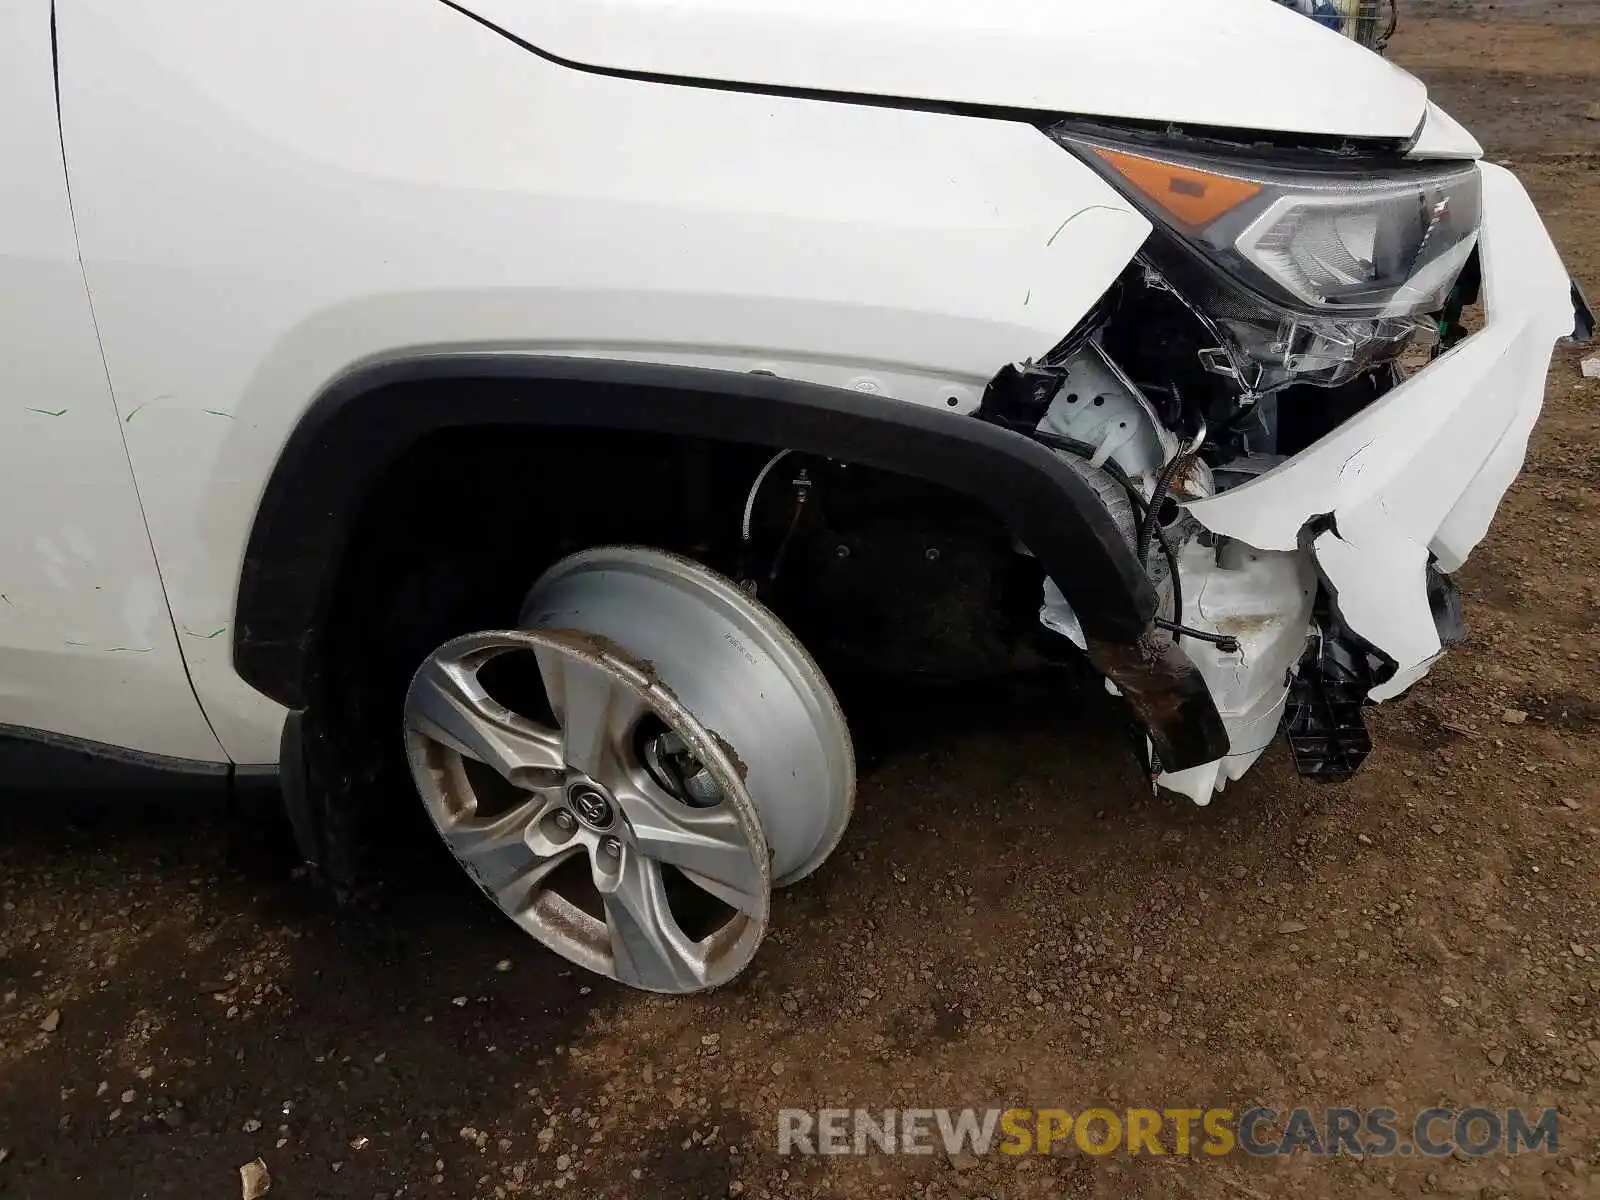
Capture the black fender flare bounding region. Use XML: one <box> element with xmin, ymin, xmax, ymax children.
<box><xmin>233</xmin><ymin>355</ymin><xmax>1227</xmax><ymax>769</ymax></box>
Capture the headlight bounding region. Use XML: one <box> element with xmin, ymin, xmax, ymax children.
<box><xmin>1048</xmin><ymin>125</ymin><xmax>1483</xmax><ymax>391</ymax></box>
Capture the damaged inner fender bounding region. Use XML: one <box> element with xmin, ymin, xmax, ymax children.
<box><xmin>973</xmin><ymin>163</ymin><xmax>1575</xmax><ymax>802</ymax></box>
<box><xmin>980</xmin><ymin>323</ymin><xmax>1347</xmax><ymax>803</ymax></box>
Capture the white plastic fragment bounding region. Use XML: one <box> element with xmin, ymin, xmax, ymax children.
<box><xmin>240</xmin><ymin>1158</ymin><xmax>271</xmax><ymax>1200</ymax></box>
<box><xmin>1581</xmin><ymin>356</ymin><xmax>1600</xmax><ymax>379</ymax></box>
<box><xmin>1038</xmin><ymin>578</ymin><xmax>1086</xmax><ymax>650</ymax></box>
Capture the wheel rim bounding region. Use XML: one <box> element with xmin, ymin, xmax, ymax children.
<box><xmin>521</xmin><ymin>547</ymin><xmax>855</xmax><ymax>886</ymax></box>
<box><xmin>403</xmin><ymin>628</ymin><xmax>769</xmax><ymax>993</ymax></box>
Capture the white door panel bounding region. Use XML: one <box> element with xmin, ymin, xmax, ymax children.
<box><xmin>0</xmin><ymin>0</ymin><xmax>223</xmax><ymax>761</ymax></box>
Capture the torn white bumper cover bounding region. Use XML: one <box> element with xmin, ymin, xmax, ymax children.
<box><xmin>1161</xmin><ymin>163</ymin><xmax>1577</xmax><ymax>803</ymax></box>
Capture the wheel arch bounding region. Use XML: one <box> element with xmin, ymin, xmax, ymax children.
<box><xmin>234</xmin><ymin>354</ymin><xmax>1226</xmax><ymax>767</ymax></box>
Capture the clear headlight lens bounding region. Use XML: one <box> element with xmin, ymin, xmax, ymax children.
<box><xmin>1232</xmin><ymin>176</ymin><xmax>1481</xmax><ymax>316</ymax></box>
<box><xmin>1047</xmin><ymin>128</ymin><xmax>1483</xmax><ymax>389</ymax></box>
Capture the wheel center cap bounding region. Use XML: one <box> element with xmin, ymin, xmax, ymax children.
<box><xmin>568</xmin><ymin>784</ymin><xmax>616</xmax><ymax>831</ymax></box>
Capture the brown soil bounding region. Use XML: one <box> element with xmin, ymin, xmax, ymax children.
<box><xmin>3</xmin><ymin>10</ymin><xmax>1598</xmax><ymax>1199</ymax></box>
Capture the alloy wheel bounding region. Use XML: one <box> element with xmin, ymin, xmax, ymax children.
<box><xmin>404</xmin><ymin>627</ymin><xmax>769</xmax><ymax>993</ymax></box>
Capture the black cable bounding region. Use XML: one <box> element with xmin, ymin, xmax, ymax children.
<box><xmin>766</xmin><ymin>492</ymin><xmax>808</xmax><ymax>584</ymax></box>
<box><xmin>1155</xmin><ymin>617</ymin><xmax>1237</xmax><ymax>653</ymax></box>
<box><xmin>1136</xmin><ymin>450</ymin><xmax>1185</xmax><ymax>566</ymax></box>
<box><xmin>1151</xmin><ymin>517</ymin><xmax>1183</xmax><ymax>645</ymax></box>
<box><xmin>1136</xmin><ymin>395</ymin><xmax>1201</xmax><ymax>569</ymax></box>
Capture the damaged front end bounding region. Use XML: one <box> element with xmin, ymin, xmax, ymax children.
<box><xmin>981</xmin><ymin>124</ymin><xmax>1584</xmax><ymax>802</ymax></box>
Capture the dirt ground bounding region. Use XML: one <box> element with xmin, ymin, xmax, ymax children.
<box><xmin>3</xmin><ymin>10</ymin><xmax>1598</xmax><ymax>1200</ymax></box>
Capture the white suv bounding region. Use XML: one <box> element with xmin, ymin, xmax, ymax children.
<box><xmin>3</xmin><ymin>0</ymin><xmax>1589</xmax><ymax>992</ymax></box>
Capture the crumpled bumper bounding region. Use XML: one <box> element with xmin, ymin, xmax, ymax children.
<box><xmin>1160</xmin><ymin>162</ymin><xmax>1578</xmax><ymax>803</ymax></box>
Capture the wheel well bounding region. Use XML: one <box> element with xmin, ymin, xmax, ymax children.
<box><xmin>239</xmin><ymin>357</ymin><xmax>1231</xmax><ymax>799</ymax></box>
<box><xmin>296</xmin><ymin>417</ymin><xmax>1035</xmax><ymax>888</ymax></box>
<box><xmin>315</xmin><ymin>421</ymin><xmax>1022</xmax><ymax>730</ymax></box>
<box><xmin>234</xmin><ymin>356</ymin><xmax>1162</xmax><ymax>712</ymax></box>
<box><xmin>321</xmin><ymin>424</ymin><xmax>774</xmax><ymax>711</ymax></box>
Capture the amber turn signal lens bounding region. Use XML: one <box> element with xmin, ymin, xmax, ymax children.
<box><xmin>1092</xmin><ymin>147</ymin><xmax>1262</xmax><ymax>228</ymax></box>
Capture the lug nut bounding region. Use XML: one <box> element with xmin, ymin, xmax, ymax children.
<box><xmin>600</xmin><ymin>837</ymin><xmax>623</xmax><ymax>859</ymax></box>
<box><xmin>553</xmin><ymin>810</ymin><xmax>577</xmax><ymax>832</ymax></box>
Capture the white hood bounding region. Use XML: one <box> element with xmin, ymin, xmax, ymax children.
<box><xmin>452</xmin><ymin>0</ymin><xmax>1428</xmax><ymax>140</ymax></box>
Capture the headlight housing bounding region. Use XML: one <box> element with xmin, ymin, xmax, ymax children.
<box><xmin>1048</xmin><ymin>126</ymin><xmax>1483</xmax><ymax>391</ymax></box>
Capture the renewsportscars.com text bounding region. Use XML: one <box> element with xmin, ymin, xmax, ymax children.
<box><xmin>777</xmin><ymin>1106</ymin><xmax>1560</xmax><ymax>1158</ymax></box>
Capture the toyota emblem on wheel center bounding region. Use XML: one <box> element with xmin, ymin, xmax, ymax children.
<box><xmin>569</xmin><ymin>785</ymin><xmax>615</xmax><ymax>830</ymax></box>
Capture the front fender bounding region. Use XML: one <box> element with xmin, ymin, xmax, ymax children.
<box><xmin>61</xmin><ymin>0</ymin><xmax>1150</xmax><ymax>760</ymax></box>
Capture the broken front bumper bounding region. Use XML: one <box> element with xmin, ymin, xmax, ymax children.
<box><xmin>1160</xmin><ymin>163</ymin><xmax>1579</xmax><ymax>803</ymax></box>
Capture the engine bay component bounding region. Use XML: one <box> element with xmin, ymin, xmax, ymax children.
<box><xmin>1152</xmin><ymin>539</ymin><xmax>1318</xmax><ymax>802</ymax></box>
<box><xmin>1034</xmin><ymin>343</ymin><xmax>1176</xmax><ymax>488</ymax></box>
<box><xmin>987</xmin><ymin>337</ymin><xmax>1317</xmax><ymax>797</ymax></box>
